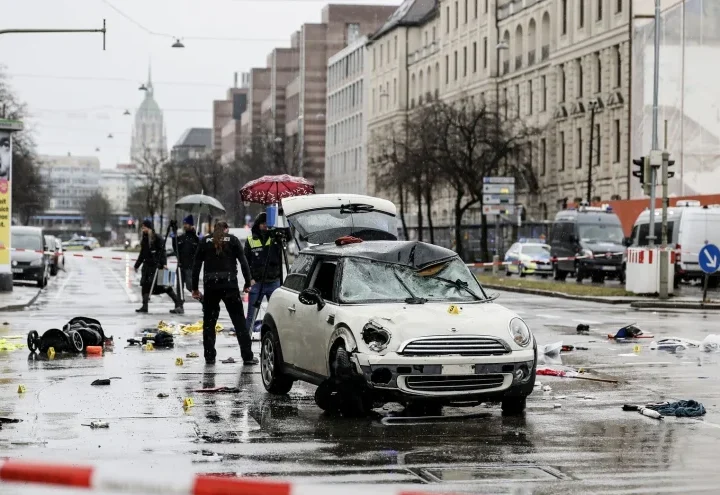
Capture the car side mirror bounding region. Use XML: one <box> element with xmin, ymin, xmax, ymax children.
<box><xmin>298</xmin><ymin>288</ymin><xmax>325</xmax><ymax>310</ymax></box>
<box><xmin>623</xmin><ymin>237</ymin><xmax>632</xmax><ymax>247</ymax></box>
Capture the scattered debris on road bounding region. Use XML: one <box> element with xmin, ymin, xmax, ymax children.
<box><xmin>157</xmin><ymin>393</ymin><xmax>169</xmax><ymax>398</ymax></box>
<box><xmin>91</xmin><ymin>379</ymin><xmax>111</xmax><ymax>386</ymax></box>
<box><xmin>194</xmin><ymin>387</ymin><xmax>241</xmax><ymax>394</ymax></box>
<box><xmin>83</xmin><ymin>421</ymin><xmax>109</xmax><ymax>428</ymax></box>
<box><xmin>609</xmin><ymin>323</ymin><xmax>654</xmax><ymax>340</ymax></box>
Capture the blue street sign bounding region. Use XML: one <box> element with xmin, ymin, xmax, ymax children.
<box><xmin>699</xmin><ymin>243</ymin><xmax>720</xmax><ymax>274</ymax></box>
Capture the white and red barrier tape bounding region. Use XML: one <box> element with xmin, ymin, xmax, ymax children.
<box><xmin>467</xmin><ymin>249</ymin><xmax>681</xmax><ymax>268</ymax></box>
<box><xmin>0</xmin><ymin>459</ymin><xmax>465</xmax><ymax>495</ymax></box>
<box><xmin>3</xmin><ymin>248</ymin><xmax>176</xmax><ymax>264</ymax></box>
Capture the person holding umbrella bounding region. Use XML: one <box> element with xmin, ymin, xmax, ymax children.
<box><xmin>172</xmin><ymin>214</ymin><xmax>200</xmax><ymax>308</ymax></box>
<box><xmin>191</xmin><ymin>221</ymin><xmax>257</xmax><ymax>365</ymax></box>
<box><xmin>134</xmin><ymin>219</ymin><xmax>183</xmax><ymax>314</ymax></box>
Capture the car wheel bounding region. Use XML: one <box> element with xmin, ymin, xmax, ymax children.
<box><xmin>501</xmin><ymin>396</ymin><xmax>527</xmax><ymax>416</ymax></box>
<box><xmin>27</xmin><ymin>330</ymin><xmax>39</xmax><ymax>353</ymax></box>
<box><xmin>333</xmin><ymin>345</ymin><xmax>373</xmax><ymax>417</ymax></box>
<box><xmin>67</xmin><ymin>330</ymin><xmax>84</xmax><ymax>353</ymax></box>
<box><xmin>50</xmin><ymin>265</ymin><xmax>58</xmax><ymax>276</ymax></box>
<box><xmin>260</xmin><ymin>330</ymin><xmax>294</xmax><ymax>395</ymax></box>
<box><xmin>314</xmin><ymin>380</ymin><xmax>341</xmax><ymax>413</ymax></box>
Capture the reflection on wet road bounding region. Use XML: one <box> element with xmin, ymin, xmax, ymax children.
<box><xmin>2</xmin><ymin>250</ymin><xmax>720</xmax><ymax>494</ymax></box>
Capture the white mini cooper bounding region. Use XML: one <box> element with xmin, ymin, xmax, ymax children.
<box><xmin>260</xmin><ymin>194</ymin><xmax>537</xmax><ymax>416</ymax></box>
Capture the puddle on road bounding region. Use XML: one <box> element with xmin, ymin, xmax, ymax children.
<box><xmin>419</xmin><ymin>465</ymin><xmax>570</xmax><ymax>482</ymax></box>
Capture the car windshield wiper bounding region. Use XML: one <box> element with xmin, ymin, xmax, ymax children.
<box><xmin>391</xmin><ymin>266</ymin><xmax>426</xmax><ymax>304</ymax></box>
<box><xmin>425</xmin><ymin>275</ymin><xmax>484</xmax><ymax>301</ymax></box>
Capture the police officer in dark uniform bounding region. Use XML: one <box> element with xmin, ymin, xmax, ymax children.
<box><xmin>192</xmin><ymin>221</ymin><xmax>257</xmax><ymax>365</ymax></box>
<box><xmin>172</xmin><ymin>214</ymin><xmax>199</xmax><ymax>310</ymax></box>
<box><xmin>134</xmin><ymin>219</ymin><xmax>183</xmax><ymax>314</ymax></box>
<box><xmin>244</xmin><ymin>212</ymin><xmax>283</xmax><ymax>334</ymax></box>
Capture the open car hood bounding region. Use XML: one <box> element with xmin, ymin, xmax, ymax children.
<box><xmin>282</xmin><ymin>194</ymin><xmax>398</xmax><ymax>245</ymax></box>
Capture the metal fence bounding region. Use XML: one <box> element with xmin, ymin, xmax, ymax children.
<box><xmin>400</xmin><ymin>221</ymin><xmax>552</xmax><ymax>262</ymax></box>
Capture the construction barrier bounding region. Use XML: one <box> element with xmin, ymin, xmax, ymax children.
<box><xmin>625</xmin><ymin>247</ymin><xmax>675</xmax><ymax>294</ymax></box>
<box><xmin>0</xmin><ymin>459</ymin><xmax>465</xmax><ymax>495</ymax></box>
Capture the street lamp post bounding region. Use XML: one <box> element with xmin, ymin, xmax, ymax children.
<box><xmin>586</xmin><ymin>99</ymin><xmax>598</xmax><ymax>204</ymax></box>
<box><xmin>297</xmin><ymin>114</ymin><xmax>304</xmax><ymax>177</ymax></box>
<box><xmin>0</xmin><ymin>19</ymin><xmax>107</xmax><ymax>48</ymax></box>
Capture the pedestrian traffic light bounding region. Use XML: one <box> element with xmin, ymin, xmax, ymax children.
<box><xmin>667</xmin><ymin>158</ymin><xmax>676</xmax><ymax>179</ymax></box>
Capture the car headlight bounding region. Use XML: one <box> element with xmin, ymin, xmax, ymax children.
<box><xmin>508</xmin><ymin>318</ymin><xmax>531</xmax><ymax>347</ymax></box>
<box><xmin>581</xmin><ymin>249</ymin><xmax>594</xmax><ymax>259</ymax></box>
<box><xmin>30</xmin><ymin>258</ymin><xmax>43</xmax><ymax>267</ymax></box>
<box><xmin>362</xmin><ymin>319</ymin><xmax>391</xmax><ymax>352</ymax></box>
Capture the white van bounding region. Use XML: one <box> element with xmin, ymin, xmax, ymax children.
<box><xmin>628</xmin><ymin>202</ymin><xmax>720</xmax><ymax>287</ymax></box>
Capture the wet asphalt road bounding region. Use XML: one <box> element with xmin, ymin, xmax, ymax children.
<box><xmin>3</xmin><ymin>249</ymin><xmax>720</xmax><ymax>494</ymax></box>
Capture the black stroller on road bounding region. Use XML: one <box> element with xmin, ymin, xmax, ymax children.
<box><xmin>27</xmin><ymin>317</ymin><xmax>112</xmax><ymax>354</ymax></box>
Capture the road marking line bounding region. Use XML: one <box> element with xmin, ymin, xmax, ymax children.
<box><xmin>54</xmin><ymin>271</ymin><xmax>75</xmax><ymax>300</ymax></box>
<box><xmin>573</xmin><ymin>319</ymin><xmax>602</xmax><ymax>324</ymax></box>
<box><xmin>104</xmin><ymin>262</ymin><xmax>137</xmax><ymax>303</ymax></box>
<box><xmin>535</xmin><ymin>314</ymin><xmax>561</xmax><ymax>319</ymax></box>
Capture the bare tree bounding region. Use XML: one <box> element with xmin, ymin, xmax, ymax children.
<box><xmin>82</xmin><ymin>192</ymin><xmax>112</xmax><ymax>234</ymax></box>
<box><xmin>371</xmin><ymin>128</ymin><xmax>411</xmax><ymax>239</ymax></box>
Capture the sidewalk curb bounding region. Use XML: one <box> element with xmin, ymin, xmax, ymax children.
<box><xmin>0</xmin><ymin>288</ymin><xmax>42</xmax><ymax>312</ymax></box>
<box><xmin>630</xmin><ymin>301</ymin><xmax>720</xmax><ymax>310</ymax></box>
<box><xmin>480</xmin><ymin>283</ymin><xmax>641</xmax><ymax>305</ymax></box>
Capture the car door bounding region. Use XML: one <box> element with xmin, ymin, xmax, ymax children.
<box><xmin>272</xmin><ymin>254</ymin><xmax>314</xmax><ymax>367</ymax></box>
<box><xmin>558</xmin><ymin>222</ymin><xmax>577</xmax><ymax>272</ymax></box>
<box><xmin>293</xmin><ymin>258</ymin><xmax>340</xmax><ymax>377</ymax></box>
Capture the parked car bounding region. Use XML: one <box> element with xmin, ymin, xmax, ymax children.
<box><xmin>504</xmin><ymin>241</ymin><xmax>552</xmax><ymax>278</ymax></box>
<box><xmin>625</xmin><ymin>201</ymin><xmax>720</xmax><ymax>288</ymax></box>
<box><xmin>55</xmin><ymin>238</ymin><xmax>65</xmax><ymax>270</ymax></box>
<box><xmin>260</xmin><ymin>194</ymin><xmax>536</xmax><ymax>417</ymax></box>
<box><xmin>549</xmin><ymin>204</ymin><xmax>626</xmax><ymax>284</ymax></box>
<box><xmin>45</xmin><ymin>235</ymin><xmax>60</xmax><ymax>276</ymax></box>
<box><xmin>11</xmin><ymin>226</ymin><xmax>50</xmax><ymax>288</ymax></box>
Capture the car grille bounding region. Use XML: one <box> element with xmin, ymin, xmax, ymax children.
<box><xmin>405</xmin><ymin>374</ymin><xmax>505</xmax><ymax>392</ymax></box>
<box><xmin>534</xmin><ymin>260</ymin><xmax>551</xmax><ymax>266</ymax></box>
<box><xmin>400</xmin><ymin>337</ymin><xmax>510</xmax><ymax>356</ymax></box>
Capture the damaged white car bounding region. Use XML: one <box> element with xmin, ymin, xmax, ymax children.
<box><xmin>260</xmin><ymin>194</ymin><xmax>537</xmax><ymax>416</ymax></box>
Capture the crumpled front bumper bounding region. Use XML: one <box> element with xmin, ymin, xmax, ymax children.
<box><xmin>351</xmin><ymin>349</ymin><xmax>536</xmax><ymax>401</ymax></box>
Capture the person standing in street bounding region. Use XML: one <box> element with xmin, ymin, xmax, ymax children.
<box><xmin>134</xmin><ymin>219</ymin><xmax>183</xmax><ymax>314</ymax></box>
<box><xmin>173</xmin><ymin>215</ymin><xmax>200</xmax><ymax>311</ymax></box>
<box><xmin>244</xmin><ymin>212</ymin><xmax>283</xmax><ymax>335</ymax></box>
<box><xmin>192</xmin><ymin>221</ymin><xmax>257</xmax><ymax>365</ymax></box>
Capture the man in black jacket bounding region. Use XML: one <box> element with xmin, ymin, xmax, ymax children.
<box><xmin>134</xmin><ymin>219</ymin><xmax>183</xmax><ymax>314</ymax></box>
<box><xmin>244</xmin><ymin>212</ymin><xmax>283</xmax><ymax>335</ymax></box>
<box><xmin>172</xmin><ymin>215</ymin><xmax>199</xmax><ymax>309</ymax></box>
<box><xmin>192</xmin><ymin>221</ymin><xmax>256</xmax><ymax>365</ymax></box>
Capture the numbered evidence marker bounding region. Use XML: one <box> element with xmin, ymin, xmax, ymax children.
<box><xmin>175</xmin><ymin>357</ymin><xmax>184</xmax><ymax>366</ymax></box>
<box><xmin>447</xmin><ymin>305</ymin><xmax>462</xmax><ymax>315</ymax></box>
<box><xmin>183</xmin><ymin>397</ymin><xmax>194</xmax><ymax>409</ymax></box>
<box><xmin>633</xmin><ymin>344</ymin><xmax>641</xmax><ymax>354</ymax></box>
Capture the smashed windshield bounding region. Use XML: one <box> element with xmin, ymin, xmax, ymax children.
<box><xmin>339</xmin><ymin>257</ymin><xmax>488</xmax><ymax>303</ymax></box>
<box><xmin>578</xmin><ymin>224</ymin><xmax>624</xmax><ymax>244</ymax></box>
<box><xmin>290</xmin><ymin>207</ymin><xmax>398</xmax><ymax>244</ymax></box>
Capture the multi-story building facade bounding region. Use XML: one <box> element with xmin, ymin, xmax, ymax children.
<box><xmin>325</xmin><ymin>35</ymin><xmax>369</xmax><ymax>194</ymax></box>
<box><xmin>367</xmin><ymin>0</ymin><xmax>632</xmax><ymax>224</ymax></box>
<box><xmin>212</xmin><ymin>73</ymin><xmax>249</xmax><ymax>164</ymax></box>
<box><xmin>171</xmin><ymin>128</ymin><xmax>212</xmax><ymax>162</ymax></box>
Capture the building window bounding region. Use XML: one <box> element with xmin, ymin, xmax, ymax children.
<box><xmin>595</xmin><ymin>52</ymin><xmax>602</xmax><ymax>92</ymax></box>
<box><xmin>615</xmin><ymin>45</ymin><xmax>622</xmax><ymax>88</ymax></box>
<box><xmin>515</xmin><ymin>84</ymin><xmax>520</xmax><ymax>116</ymax></box>
<box><xmin>373</xmin><ymin>48</ymin><xmax>376</xmax><ymax>70</ymax></box>
<box><xmin>380</xmin><ymin>45</ymin><xmax>383</xmax><ymax>66</ymax></box>
<box><xmin>541</xmin><ymin>75</ymin><xmax>547</xmax><ymax>111</ymax></box>
<box><xmin>432</xmin><ymin>26</ymin><xmax>436</xmax><ymax>41</ymax></box>
<box><xmin>595</xmin><ymin>123</ymin><xmax>601</xmax><ymax>166</ymax></box>
<box><xmin>387</xmin><ymin>41</ymin><xmax>390</xmax><ymax>63</ymax></box>
<box><xmin>394</xmin><ymin>36</ymin><xmax>398</xmax><ymax>59</ymax></box>
<box><xmin>446</xmin><ymin>6</ymin><xmax>450</xmax><ymax>32</ymax></box>
<box><xmin>445</xmin><ymin>54</ymin><xmax>450</xmax><ymax>83</ymax></box>
<box><xmin>454</xmin><ymin>50</ymin><xmax>458</xmax><ymax>80</ymax></box>
<box><xmin>559</xmin><ymin>65</ymin><xmax>566</xmax><ymax>102</ymax></box>
<box><xmin>474</xmin><ymin>0</ymin><xmax>478</xmax><ymax>18</ymax></box>
<box><xmin>424</xmin><ymin>30</ymin><xmax>428</xmax><ymax>47</ymax></box>
<box><xmin>372</xmin><ymin>88</ymin><xmax>376</xmax><ymax>113</ymax></box>
<box><xmin>562</xmin><ymin>0</ymin><xmax>568</xmax><ymax>34</ymax></box>
<box><xmin>616</xmin><ymin>0</ymin><xmax>622</xmax><ymax>13</ymax></box>
<box><xmin>503</xmin><ymin>88</ymin><xmax>508</xmax><ymax>119</ymax></box>
<box><xmin>528</xmin><ymin>80</ymin><xmax>533</xmax><ymax>115</ymax></box>
<box><xmin>540</xmin><ymin>138</ymin><xmax>547</xmax><ymax>175</ymax></box>
<box><xmin>463</xmin><ymin>46</ymin><xmax>468</xmax><ymax>76</ymax></box>
<box><xmin>597</xmin><ymin>0</ymin><xmax>603</xmax><ymax>21</ymax></box>
<box><xmin>576</xmin><ymin>127</ymin><xmax>583</xmax><ymax>168</ymax></box>
<box><xmin>455</xmin><ymin>1</ymin><xmax>459</xmax><ymax>28</ymax></box>
<box><xmin>577</xmin><ymin>59</ymin><xmax>584</xmax><ymax>97</ymax></box>
<box><xmin>614</xmin><ymin>119</ymin><xmax>621</xmax><ymax>162</ymax></box>
<box><xmin>560</xmin><ymin>131</ymin><xmax>566</xmax><ymax>170</ymax></box>
<box><xmin>464</xmin><ymin>0</ymin><xmax>468</xmax><ymax>23</ymax></box>
<box><xmin>485</xmin><ymin>0</ymin><xmax>488</xmax><ymax>13</ymax></box>
<box><xmin>579</xmin><ymin>0</ymin><xmax>585</xmax><ymax>28</ymax></box>
<box><xmin>346</xmin><ymin>23</ymin><xmax>360</xmax><ymax>44</ymax></box>
<box><xmin>483</xmin><ymin>37</ymin><xmax>488</xmax><ymax>68</ymax></box>
<box><xmin>473</xmin><ymin>42</ymin><xmax>477</xmax><ymax>72</ymax></box>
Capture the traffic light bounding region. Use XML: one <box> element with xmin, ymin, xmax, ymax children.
<box><xmin>667</xmin><ymin>158</ymin><xmax>676</xmax><ymax>179</ymax></box>
<box><xmin>632</xmin><ymin>156</ymin><xmax>646</xmax><ymax>185</ymax></box>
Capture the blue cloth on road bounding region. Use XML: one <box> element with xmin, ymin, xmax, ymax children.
<box><xmin>245</xmin><ymin>280</ymin><xmax>281</xmax><ymax>334</ymax></box>
<box><xmin>646</xmin><ymin>400</ymin><xmax>706</xmax><ymax>417</ymax></box>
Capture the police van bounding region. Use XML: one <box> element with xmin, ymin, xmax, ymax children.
<box><xmin>627</xmin><ymin>201</ymin><xmax>720</xmax><ymax>288</ymax></box>
<box><xmin>549</xmin><ymin>204</ymin><xmax>626</xmax><ymax>283</ymax></box>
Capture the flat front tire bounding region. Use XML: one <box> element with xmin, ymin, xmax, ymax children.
<box><xmin>260</xmin><ymin>330</ymin><xmax>293</xmax><ymax>395</ymax></box>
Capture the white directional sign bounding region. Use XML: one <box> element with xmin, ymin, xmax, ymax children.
<box><xmin>482</xmin><ymin>176</ymin><xmax>515</xmax><ymax>216</ymax></box>
<box><xmin>699</xmin><ymin>244</ymin><xmax>720</xmax><ymax>274</ymax></box>
<box><xmin>482</xmin><ymin>177</ymin><xmax>515</xmax><ymax>184</ymax></box>
<box><xmin>482</xmin><ymin>184</ymin><xmax>516</xmax><ymax>194</ymax></box>
<box><xmin>483</xmin><ymin>205</ymin><xmax>515</xmax><ymax>215</ymax></box>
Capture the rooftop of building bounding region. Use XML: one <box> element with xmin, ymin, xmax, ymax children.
<box><xmin>370</xmin><ymin>0</ymin><xmax>438</xmax><ymax>41</ymax></box>
<box><xmin>173</xmin><ymin>128</ymin><xmax>212</xmax><ymax>149</ymax></box>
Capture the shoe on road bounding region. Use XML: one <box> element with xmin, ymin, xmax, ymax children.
<box><xmin>170</xmin><ymin>307</ymin><xmax>184</xmax><ymax>315</ymax></box>
<box><xmin>135</xmin><ymin>306</ymin><xmax>148</xmax><ymax>313</ymax></box>
<box><xmin>243</xmin><ymin>357</ymin><xmax>259</xmax><ymax>365</ymax></box>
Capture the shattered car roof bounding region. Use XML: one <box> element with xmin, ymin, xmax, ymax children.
<box><xmin>303</xmin><ymin>241</ymin><xmax>458</xmax><ymax>269</ymax></box>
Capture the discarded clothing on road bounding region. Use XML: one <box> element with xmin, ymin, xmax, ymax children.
<box><xmin>645</xmin><ymin>400</ymin><xmax>706</xmax><ymax>417</ymax></box>
<box><xmin>0</xmin><ymin>339</ymin><xmax>25</xmax><ymax>352</ymax></box>
<box><xmin>179</xmin><ymin>320</ymin><xmax>223</xmax><ymax>335</ymax></box>
<box><xmin>609</xmin><ymin>324</ymin><xmax>654</xmax><ymax>340</ymax></box>
<box><xmin>194</xmin><ymin>386</ymin><xmax>241</xmax><ymax>394</ymax></box>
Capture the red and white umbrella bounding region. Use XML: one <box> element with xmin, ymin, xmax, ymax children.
<box><xmin>240</xmin><ymin>174</ymin><xmax>315</xmax><ymax>205</ymax></box>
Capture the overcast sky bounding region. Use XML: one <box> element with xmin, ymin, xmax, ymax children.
<box><xmin>2</xmin><ymin>0</ymin><xmax>400</xmax><ymax>169</ymax></box>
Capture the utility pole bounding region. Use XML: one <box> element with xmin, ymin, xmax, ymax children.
<box><xmin>586</xmin><ymin>99</ymin><xmax>598</xmax><ymax>204</ymax></box>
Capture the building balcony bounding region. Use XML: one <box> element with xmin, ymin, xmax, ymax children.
<box><xmin>515</xmin><ymin>55</ymin><xmax>522</xmax><ymax>70</ymax></box>
<box><xmin>528</xmin><ymin>50</ymin><xmax>536</xmax><ymax>66</ymax></box>
<box><xmin>541</xmin><ymin>45</ymin><xmax>550</xmax><ymax>61</ymax></box>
